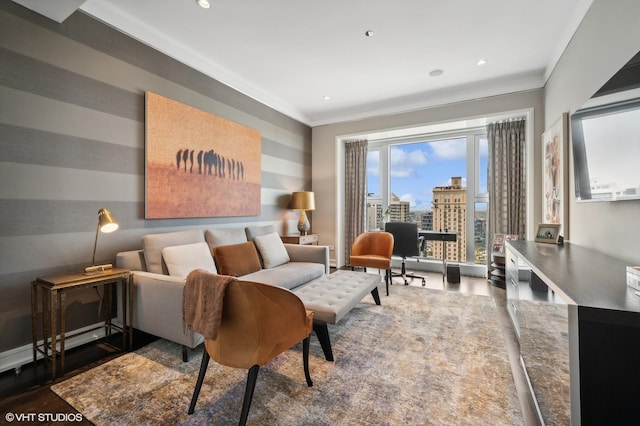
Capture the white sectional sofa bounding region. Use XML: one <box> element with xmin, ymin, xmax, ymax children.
<box><xmin>115</xmin><ymin>225</ymin><xmax>329</xmax><ymax>360</ymax></box>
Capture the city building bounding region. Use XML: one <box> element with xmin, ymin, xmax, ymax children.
<box><xmin>432</xmin><ymin>177</ymin><xmax>467</xmax><ymax>262</ymax></box>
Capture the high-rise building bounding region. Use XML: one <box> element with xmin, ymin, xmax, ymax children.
<box><xmin>389</xmin><ymin>193</ymin><xmax>410</xmax><ymax>222</ymax></box>
<box><xmin>416</xmin><ymin>210</ymin><xmax>433</xmax><ymax>231</ymax></box>
<box><xmin>366</xmin><ymin>203</ymin><xmax>383</xmax><ymax>230</ymax></box>
<box><xmin>432</xmin><ymin>177</ymin><xmax>467</xmax><ymax>262</ymax></box>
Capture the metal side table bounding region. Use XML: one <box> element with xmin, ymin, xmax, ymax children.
<box><xmin>31</xmin><ymin>268</ymin><xmax>133</xmax><ymax>380</ymax></box>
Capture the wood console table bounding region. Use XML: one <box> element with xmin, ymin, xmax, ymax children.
<box><xmin>31</xmin><ymin>268</ymin><xmax>133</xmax><ymax>380</ymax></box>
<box><xmin>280</xmin><ymin>234</ymin><xmax>318</xmax><ymax>245</ymax></box>
<box><xmin>506</xmin><ymin>241</ymin><xmax>640</xmax><ymax>425</ymax></box>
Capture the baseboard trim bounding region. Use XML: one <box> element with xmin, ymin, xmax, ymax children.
<box><xmin>0</xmin><ymin>322</ymin><xmax>107</xmax><ymax>374</ymax></box>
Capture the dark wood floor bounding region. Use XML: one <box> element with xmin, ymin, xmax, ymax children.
<box><xmin>0</xmin><ymin>269</ymin><xmax>538</xmax><ymax>425</ymax></box>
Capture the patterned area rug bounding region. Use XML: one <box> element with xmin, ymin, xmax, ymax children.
<box><xmin>52</xmin><ymin>285</ymin><xmax>523</xmax><ymax>425</ymax></box>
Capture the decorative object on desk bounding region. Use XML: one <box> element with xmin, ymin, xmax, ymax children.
<box><xmin>291</xmin><ymin>191</ymin><xmax>315</xmax><ymax>235</ymax></box>
<box><xmin>85</xmin><ymin>208</ymin><xmax>119</xmax><ymax>273</ymax></box>
<box><xmin>542</xmin><ymin>113</ymin><xmax>569</xmax><ymax>234</ymax></box>
<box><xmin>535</xmin><ymin>223</ymin><xmax>562</xmax><ymax>244</ymax></box>
<box><xmin>145</xmin><ymin>91</ymin><xmax>261</xmax><ymax>219</ymax></box>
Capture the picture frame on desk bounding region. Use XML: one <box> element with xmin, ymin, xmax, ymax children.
<box><xmin>535</xmin><ymin>223</ymin><xmax>561</xmax><ymax>244</ymax></box>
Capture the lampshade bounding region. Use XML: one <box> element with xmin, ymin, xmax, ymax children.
<box><xmin>86</xmin><ymin>208</ymin><xmax>119</xmax><ymax>274</ymax></box>
<box><xmin>98</xmin><ymin>208</ymin><xmax>119</xmax><ymax>233</ymax></box>
<box><xmin>291</xmin><ymin>191</ymin><xmax>315</xmax><ymax>211</ymax></box>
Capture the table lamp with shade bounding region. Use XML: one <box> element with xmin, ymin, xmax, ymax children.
<box><xmin>84</xmin><ymin>208</ymin><xmax>119</xmax><ymax>274</ymax></box>
<box><xmin>291</xmin><ymin>191</ymin><xmax>315</xmax><ymax>235</ymax></box>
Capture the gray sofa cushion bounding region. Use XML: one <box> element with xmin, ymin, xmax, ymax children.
<box><xmin>245</xmin><ymin>224</ymin><xmax>276</xmax><ymax>241</ymax></box>
<box><xmin>142</xmin><ymin>229</ymin><xmax>205</xmax><ymax>274</ymax></box>
<box><xmin>205</xmin><ymin>228</ymin><xmax>248</xmax><ymax>248</ymax></box>
<box><xmin>241</xmin><ymin>262</ymin><xmax>325</xmax><ymax>290</ymax></box>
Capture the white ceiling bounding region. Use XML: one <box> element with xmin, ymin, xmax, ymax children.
<box><xmin>25</xmin><ymin>0</ymin><xmax>596</xmax><ymax>126</ymax></box>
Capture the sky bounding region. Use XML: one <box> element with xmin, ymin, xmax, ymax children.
<box><xmin>367</xmin><ymin>137</ymin><xmax>488</xmax><ymax>211</ymax></box>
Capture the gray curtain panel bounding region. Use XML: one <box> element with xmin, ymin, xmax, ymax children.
<box><xmin>486</xmin><ymin>119</ymin><xmax>526</xmax><ymax>268</ymax></box>
<box><xmin>344</xmin><ymin>139</ymin><xmax>368</xmax><ymax>265</ymax></box>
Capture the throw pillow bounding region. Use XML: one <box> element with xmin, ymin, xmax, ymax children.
<box><xmin>213</xmin><ymin>241</ymin><xmax>262</xmax><ymax>277</ymax></box>
<box><xmin>142</xmin><ymin>229</ymin><xmax>205</xmax><ymax>274</ymax></box>
<box><xmin>161</xmin><ymin>242</ymin><xmax>217</xmax><ymax>278</ymax></box>
<box><xmin>253</xmin><ymin>232</ymin><xmax>290</xmax><ymax>269</ymax></box>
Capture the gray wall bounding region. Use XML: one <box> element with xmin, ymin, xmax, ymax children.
<box><xmin>0</xmin><ymin>3</ymin><xmax>311</xmax><ymax>356</ymax></box>
<box><xmin>544</xmin><ymin>0</ymin><xmax>640</xmax><ymax>264</ymax></box>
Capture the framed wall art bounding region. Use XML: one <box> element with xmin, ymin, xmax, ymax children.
<box><xmin>145</xmin><ymin>92</ymin><xmax>261</xmax><ymax>219</ymax></box>
<box><xmin>542</xmin><ymin>112</ymin><xmax>569</xmax><ymax>237</ymax></box>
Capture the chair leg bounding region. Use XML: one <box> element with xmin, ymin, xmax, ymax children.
<box><xmin>303</xmin><ymin>336</ymin><xmax>313</xmax><ymax>387</ymax></box>
<box><xmin>239</xmin><ymin>365</ymin><xmax>260</xmax><ymax>426</ymax></box>
<box><xmin>182</xmin><ymin>345</ymin><xmax>189</xmax><ymax>362</ymax></box>
<box><xmin>188</xmin><ymin>349</ymin><xmax>210</xmax><ymax>414</ymax></box>
<box><xmin>385</xmin><ymin>269</ymin><xmax>391</xmax><ymax>296</ymax></box>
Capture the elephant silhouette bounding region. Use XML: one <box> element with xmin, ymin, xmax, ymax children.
<box><xmin>203</xmin><ymin>150</ymin><xmax>215</xmax><ymax>175</ymax></box>
<box><xmin>176</xmin><ymin>147</ymin><xmax>245</xmax><ymax>181</ymax></box>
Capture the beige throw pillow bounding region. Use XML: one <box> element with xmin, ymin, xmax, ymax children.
<box><xmin>254</xmin><ymin>232</ymin><xmax>290</xmax><ymax>269</ymax></box>
<box><xmin>161</xmin><ymin>242</ymin><xmax>217</xmax><ymax>278</ymax></box>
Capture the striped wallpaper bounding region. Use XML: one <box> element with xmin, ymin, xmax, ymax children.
<box><xmin>0</xmin><ymin>3</ymin><xmax>311</xmax><ymax>360</ymax></box>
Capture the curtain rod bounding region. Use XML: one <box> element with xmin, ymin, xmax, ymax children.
<box><xmin>488</xmin><ymin>116</ymin><xmax>526</xmax><ymax>125</ymax></box>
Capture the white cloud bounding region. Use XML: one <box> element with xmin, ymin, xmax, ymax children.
<box><xmin>390</xmin><ymin>146</ymin><xmax>428</xmax><ymax>178</ymax></box>
<box><xmin>367</xmin><ymin>151</ymin><xmax>380</xmax><ymax>176</ymax></box>
<box><xmin>431</xmin><ymin>138</ymin><xmax>466</xmax><ymax>160</ymax></box>
<box><xmin>399</xmin><ymin>193</ymin><xmax>416</xmax><ymax>205</ymax></box>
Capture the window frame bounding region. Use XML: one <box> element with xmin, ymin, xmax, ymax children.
<box><xmin>367</xmin><ymin>127</ymin><xmax>488</xmax><ymax>271</ymax></box>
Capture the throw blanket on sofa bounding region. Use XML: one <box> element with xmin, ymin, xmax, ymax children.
<box><xmin>183</xmin><ymin>270</ymin><xmax>236</xmax><ymax>340</ymax></box>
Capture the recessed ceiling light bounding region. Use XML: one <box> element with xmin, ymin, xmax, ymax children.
<box><xmin>476</xmin><ymin>58</ymin><xmax>487</xmax><ymax>66</ymax></box>
<box><xmin>322</xmin><ymin>96</ymin><xmax>331</xmax><ymax>101</ymax></box>
<box><xmin>197</xmin><ymin>0</ymin><xmax>211</xmax><ymax>9</ymax></box>
<box><xmin>365</xmin><ymin>30</ymin><xmax>373</xmax><ymax>37</ymax></box>
<box><xmin>429</xmin><ymin>69</ymin><xmax>444</xmax><ymax>77</ymax></box>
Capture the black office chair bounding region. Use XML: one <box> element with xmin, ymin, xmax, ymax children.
<box><xmin>384</xmin><ymin>222</ymin><xmax>426</xmax><ymax>286</ymax></box>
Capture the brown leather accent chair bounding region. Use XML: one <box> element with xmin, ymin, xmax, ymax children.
<box><xmin>349</xmin><ymin>231</ymin><xmax>394</xmax><ymax>296</ymax></box>
<box><xmin>188</xmin><ymin>280</ymin><xmax>314</xmax><ymax>425</ymax></box>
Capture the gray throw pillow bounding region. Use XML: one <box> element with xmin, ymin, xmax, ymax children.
<box><xmin>254</xmin><ymin>232</ymin><xmax>290</xmax><ymax>269</ymax></box>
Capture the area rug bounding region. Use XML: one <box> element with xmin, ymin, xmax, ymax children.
<box><xmin>52</xmin><ymin>285</ymin><xmax>523</xmax><ymax>425</ymax></box>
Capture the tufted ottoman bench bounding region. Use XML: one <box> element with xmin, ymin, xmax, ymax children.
<box><xmin>293</xmin><ymin>270</ymin><xmax>381</xmax><ymax>361</ymax></box>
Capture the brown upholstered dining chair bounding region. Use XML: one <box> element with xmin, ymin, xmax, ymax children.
<box><xmin>187</xmin><ymin>277</ymin><xmax>314</xmax><ymax>426</ymax></box>
<box><xmin>349</xmin><ymin>231</ymin><xmax>394</xmax><ymax>296</ymax></box>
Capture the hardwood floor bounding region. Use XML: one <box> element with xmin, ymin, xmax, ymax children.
<box><xmin>0</xmin><ymin>268</ymin><xmax>538</xmax><ymax>425</ymax></box>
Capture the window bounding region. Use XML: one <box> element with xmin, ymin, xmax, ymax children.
<box><xmin>367</xmin><ymin>128</ymin><xmax>488</xmax><ymax>266</ymax></box>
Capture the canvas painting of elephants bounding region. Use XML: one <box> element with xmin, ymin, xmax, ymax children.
<box><xmin>145</xmin><ymin>92</ymin><xmax>261</xmax><ymax>218</ymax></box>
